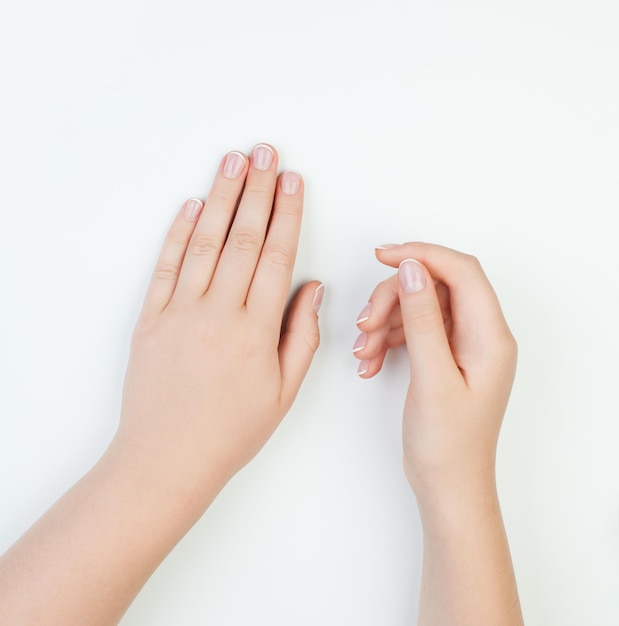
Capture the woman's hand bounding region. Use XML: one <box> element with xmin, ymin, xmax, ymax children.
<box><xmin>116</xmin><ymin>144</ymin><xmax>323</xmax><ymax>501</ymax></box>
<box><xmin>354</xmin><ymin>242</ymin><xmax>523</xmax><ymax>625</ymax></box>
<box><xmin>354</xmin><ymin>242</ymin><xmax>516</xmax><ymax>495</ymax></box>
<box><xmin>0</xmin><ymin>145</ymin><xmax>323</xmax><ymax>626</ymax></box>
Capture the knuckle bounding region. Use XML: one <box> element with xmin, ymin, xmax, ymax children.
<box><xmin>501</xmin><ymin>331</ymin><xmax>518</xmax><ymax>360</ymax></box>
<box><xmin>246</xmin><ymin>184</ymin><xmax>273</xmax><ymax>200</ymax></box>
<box><xmin>464</xmin><ymin>253</ymin><xmax>482</xmax><ymax>268</ymax></box>
<box><xmin>231</xmin><ymin>230</ymin><xmax>260</xmax><ymax>251</ymax></box>
<box><xmin>168</xmin><ymin>230</ymin><xmax>189</xmax><ymax>247</ymax></box>
<box><xmin>131</xmin><ymin>314</ymin><xmax>159</xmax><ymax>347</ymax></box>
<box><xmin>489</xmin><ymin>329</ymin><xmax>518</xmax><ymax>365</ymax></box>
<box><xmin>153</xmin><ymin>263</ymin><xmax>179</xmax><ymax>281</ymax></box>
<box><xmin>190</xmin><ymin>234</ymin><xmax>221</xmax><ymax>256</ymax></box>
<box><xmin>275</xmin><ymin>200</ymin><xmax>302</xmax><ymax>218</ymax></box>
<box><xmin>263</xmin><ymin>244</ymin><xmax>292</xmax><ymax>267</ymax></box>
<box><xmin>207</xmin><ymin>185</ymin><xmax>235</xmax><ymax>207</ymax></box>
<box><xmin>405</xmin><ymin>302</ymin><xmax>442</xmax><ymax>334</ymax></box>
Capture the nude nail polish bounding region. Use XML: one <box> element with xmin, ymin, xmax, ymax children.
<box><xmin>357</xmin><ymin>360</ymin><xmax>370</xmax><ymax>376</ymax></box>
<box><xmin>312</xmin><ymin>283</ymin><xmax>324</xmax><ymax>314</ymax></box>
<box><xmin>281</xmin><ymin>170</ymin><xmax>301</xmax><ymax>195</ymax></box>
<box><xmin>184</xmin><ymin>198</ymin><xmax>203</xmax><ymax>220</ymax></box>
<box><xmin>356</xmin><ymin>303</ymin><xmax>371</xmax><ymax>324</ymax></box>
<box><xmin>376</xmin><ymin>243</ymin><xmax>401</xmax><ymax>250</ymax></box>
<box><xmin>399</xmin><ymin>259</ymin><xmax>426</xmax><ymax>294</ymax></box>
<box><xmin>353</xmin><ymin>332</ymin><xmax>367</xmax><ymax>353</ymax></box>
<box><xmin>252</xmin><ymin>144</ymin><xmax>274</xmax><ymax>171</ymax></box>
<box><xmin>223</xmin><ymin>152</ymin><xmax>246</xmax><ymax>179</ymax></box>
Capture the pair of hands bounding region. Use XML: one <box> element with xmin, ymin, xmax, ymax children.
<box><xmin>0</xmin><ymin>143</ymin><xmax>522</xmax><ymax>626</ymax></box>
<box><xmin>116</xmin><ymin>143</ymin><xmax>517</xmax><ymax>506</ymax></box>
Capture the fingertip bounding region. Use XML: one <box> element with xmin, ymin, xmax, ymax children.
<box><xmin>279</xmin><ymin>170</ymin><xmax>304</xmax><ymax>196</ymax></box>
<box><xmin>356</xmin><ymin>275</ymin><xmax>400</xmax><ymax>334</ymax></box>
<box><xmin>352</xmin><ymin>331</ymin><xmax>368</xmax><ymax>355</ymax></box>
<box><xmin>357</xmin><ymin>359</ymin><xmax>371</xmax><ymax>377</ymax></box>
<box><xmin>221</xmin><ymin>151</ymin><xmax>248</xmax><ymax>180</ymax></box>
<box><xmin>182</xmin><ymin>197</ymin><xmax>204</xmax><ymax>221</ymax></box>
<box><xmin>356</xmin><ymin>312</ymin><xmax>380</xmax><ymax>332</ymax></box>
<box><xmin>356</xmin><ymin>302</ymin><xmax>372</xmax><ymax>326</ymax></box>
<box><xmin>375</xmin><ymin>242</ymin><xmax>434</xmax><ymax>269</ymax></box>
<box><xmin>355</xmin><ymin>319</ymin><xmax>373</xmax><ymax>333</ymax></box>
<box><xmin>356</xmin><ymin>349</ymin><xmax>387</xmax><ymax>379</ymax></box>
<box><xmin>398</xmin><ymin>258</ymin><xmax>427</xmax><ymax>294</ymax></box>
<box><xmin>286</xmin><ymin>280</ymin><xmax>323</xmax><ymax>325</ymax></box>
<box><xmin>255</xmin><ymin>142</ymin><xmax>279</xmax><ymax>159</ymax></box>
<box><xmin>311</xmin><ymin>282</ymin><xmax>324</xmax><ymax>315</ymax></box>
<box><xmin>375</xmin><ymin>243</ymin><xmax>402</xmax><ymax>251</ymax></box>
<box><xmin>251</xmin><ymin>143</ymin><xmax>278</xmax><ymax>171</ymax></box>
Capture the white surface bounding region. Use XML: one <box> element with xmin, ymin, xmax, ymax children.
<box><xmin>1</xmin><ymin>1</ymin><xmax>618</xmax><ymax>624</ymax></box>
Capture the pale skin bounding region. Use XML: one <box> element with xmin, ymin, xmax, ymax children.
<box><xmin>0</xmin><ymin>144</ymin><xmax>322</xmax><ymax>625</ymax></box>
<box><xmin>0</xmin><ymin>144</ymin><xmax>523</xmax><ymax>625</ymax></box>
<box><xmin>354</xmin><ymin>244</ymin><xmax>524</xmax><ymax>625</ymax></box>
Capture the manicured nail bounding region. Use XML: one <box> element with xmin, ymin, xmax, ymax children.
<box><xmin>352</xmin><ymin>332</ymin><xmax>367</xmax><ymax>354</ymax></box>
<box><xmin>357</xmin><ymin>359</ymin><xmax>370</xmax><ymax>376</ymax></box>
<box><xmin>356</xmin><ymin>302</ymin><xmax>371</xmax><ymax>324</ymax></box>
<box><xmin>281</xmin><ymin>170</ymin><xmax>301</xmax><ymax>195</ymax></box>
<box><xmin>399</xmin><ymin>259</ymin><xmax>426</xmax><ymax>294</ymax></box>
<box><xmin>223</xmin><ymin>151</ymin><xmax>246</xmax><ymax>179</ymax></box>
<box><xmin>252</xmin><ymin>144</ymin><xmax>274</xmax><ymax>171</ymax></box>
<box><xmin>376</xmin><ymin>243</ymin><xmax>401</xmax><ymax>250</ymax></box>
<box><xmin>184</xmin><ymin>197</ymin><xmax>203</xmax><ymax>220</ymax></box>
<box><xmin>312</xmin><ymin>283</ymin><xmax>324</xmax><ymax>314</ymax></box>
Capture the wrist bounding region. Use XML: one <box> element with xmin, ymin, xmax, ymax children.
<box><xmin>404</xmin><ymin>446</ymin><xmax>497</xmax><ymax>500</ymax></box>
<box><xmin>102</xmin><ymin>434</ymin><xmax>227</xmax><ymax>526</ymax></box>
<box><xmin>412</xmin><ymin>478</ymin><xmax>502</xmax><ymax>542</ymax></box>
<box><xmin>405</xmin><ymin>460</ymin><xmax>499</xmax><ymax>525</ymax></box>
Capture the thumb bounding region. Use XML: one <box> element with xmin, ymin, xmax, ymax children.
<box><xmin>278</xmin><ymin>281</ymin><xmax>323</xmax><ymax>410</ymax></box>
<box><xmin>398</xmin><ymin>259</ymin><xmax>458</xmax><ymax>385</ymax></box>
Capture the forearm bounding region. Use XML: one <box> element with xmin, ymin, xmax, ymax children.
<box><xmin>415</xmin><ymin>478</ymin><xmax>523</xmax><ymax>626</ymax></box>
<box><xmin>0</xmin><ymin>440</ymin><xmax>222</xmax><ymax>626</ymax></box>
<box><xmin>0</xmin><ymin>147</ymin><xmax>318</xmax><ymax>625</ymax></box>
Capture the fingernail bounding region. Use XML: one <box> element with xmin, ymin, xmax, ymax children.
<box><xmin>312</xmin><ymin>283</ymin><xmax>324</xmax><ymax>314</ymax></box>
<box><xmin>356</xmin><ymin>302</ymin><xmax>371</xmax><ymax>324</ymax></box>
<box><xmin>376</xmin><ymin>243</ymin><xmax>401</xmax><ymax>250</ymax></box>
<box><xmin>352</xmin><ymin>332</ymin><xmax>367</xmax><ymax>354</ymax></box>
<box><xmin>281</xmin><ymin>170</ymin><xmax>301</xmax><ymax>195</ymax></box>
<box><xmin>223</xmin><ymin>151</ymin><xmax>246</xmax><ymax>179</ymax></box>
<box><xmin>184</xmin><ymin>197</ymin><xmax>203</xmax><ymax>220</ymax></box>
<box><xmin>252</xmin><ymin>144</ymin><xmax>274</xmax><ymax>171</ymax></box>
<box><xmin>357</xmin><ymin>359</ymin><xmax>370</xmax><ymax>376</ymax></box>
<box><xmin>399</xmin><ymin>259</ymin><xmax>426</xmax><ymax>294</ymax></box>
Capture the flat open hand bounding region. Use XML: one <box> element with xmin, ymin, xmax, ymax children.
<box><xmin>0</xmin><ymin>146</ymin><xmax>322</xmax><ymax>626</ymax></box>
<box><xmin>116</xmin><ymin>144</ymin><xmax>322</xmax><ymax>498</ymax></box>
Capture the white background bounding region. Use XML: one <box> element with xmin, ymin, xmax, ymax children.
<box><xmin>1</xmin><ymin>1</ymin><xmax>618</xmax><ymax>624</ymax></box>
